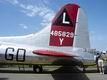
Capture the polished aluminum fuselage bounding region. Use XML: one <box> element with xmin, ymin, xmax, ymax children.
<box><xmin>0</xmin><ymin>41</ymin><xmax>95</xmax><ymax>66</ymax></box>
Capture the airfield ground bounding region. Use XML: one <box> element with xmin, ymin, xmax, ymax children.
<box><xmin>0</xmin><ymin>66</ymin><xmax>107</xmax><ymax>80</ymax></box>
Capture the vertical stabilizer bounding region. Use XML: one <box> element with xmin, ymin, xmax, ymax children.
<box><xmin>49</xmin><ymin>4</ymin><xmax>80</xmax><ymax>47</ymax></box>
<box><xmin>49</xmin><ymin>4</ymin><xmax>90</xmax><ymax>48</ymax></box>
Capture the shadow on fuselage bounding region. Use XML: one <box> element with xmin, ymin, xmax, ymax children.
<box><xmin>52</xmin><ymin>57</ymin><xmax>83</xmax><ymax>66</ymax></box>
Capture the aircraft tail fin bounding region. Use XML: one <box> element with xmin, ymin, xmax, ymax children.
<box><xmin>49</xmin><ymin>4</ymin><xmax>90</xmax><ymax>48</ymax></box>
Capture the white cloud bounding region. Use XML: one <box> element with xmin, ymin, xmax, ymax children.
<box><xmin>6</xmin><ymin>0</ymin><xmax>19</xmax><ymax>5</ymax></box>
<box><xmin>6</xmin><ymin>0</ymin><xmax>55</xmax><ymax>27</ymax></box>
<box><xmin>20</xmin><ymin>3</ymin><xmax>55</xmax><ymax>26</ymax></box>
<box><xmin>19</xmin><ymin>24</ymin><xmax>28</xmax><ymax>29</ymax></box>
<box><xmin>20</xmin><ymin>4</ymin><xmax>40</xmax><ymax>17</ymax></box>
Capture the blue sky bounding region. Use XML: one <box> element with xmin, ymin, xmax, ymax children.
<box><xmin>0</xmin><ymin>0</ymin><xmax>107</xmax><ymax>51</ymax></box>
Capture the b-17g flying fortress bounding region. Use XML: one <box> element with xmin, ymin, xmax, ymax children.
<box><xmin>0</xmin><ymin>0</ymin><xmax>107</xmax><ymax>80</ymax></box>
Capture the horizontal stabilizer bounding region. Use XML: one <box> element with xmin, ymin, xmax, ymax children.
<box><xmin>33</xmin><ymin>50</ymin><xmax>77</xmax><ymax>57</ymax></box>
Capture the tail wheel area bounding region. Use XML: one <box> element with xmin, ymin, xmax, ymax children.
<box><xmin>33</xmin><ymin>65</ymin><xmax>43</xmax><ymax>73</ymax></box>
